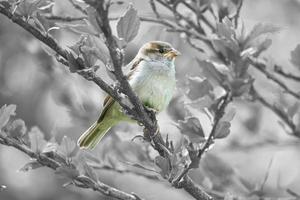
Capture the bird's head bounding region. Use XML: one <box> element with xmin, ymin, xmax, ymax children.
<box><xmin>138</xmin><ymin>41</ymin><xmax>180</xmax><ymax>62</ymax></box>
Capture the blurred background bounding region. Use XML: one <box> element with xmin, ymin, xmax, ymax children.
<box><xmin>1</xmin><ymin>0</ymin><xmax>300</xmax><ymax>199</ymax></box>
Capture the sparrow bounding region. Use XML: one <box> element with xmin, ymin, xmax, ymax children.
<box><xmin>77</xmin><ymin>41</ymin><xmax>180</xmax><ymax>149</ymax></box>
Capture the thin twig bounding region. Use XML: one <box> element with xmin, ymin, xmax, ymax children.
<box><xmin>172</xmin><ymin>92</ymin><xmax>232</xmax><ymax>186</ymax></box>
<box><xmin>0</xmin><ymin>3</ymin><xmax>136</xmax><ymax>118</ymax></box>
<box><xmin>234</xmin><ymin>0</ymin><xmax>243</xmax><ymax>28</ymax></box>
<box><xmin>251</xmin><ymin>87</ymin><xmax>299</xmax><ymax>137</ymax></box>
<box><xmin>248</xmin><ymin>57</ymin><xmax>300</xmax><ymax>100</ymax></box>
<box><xmin>68</xmin><ymin>0</ymin><xmax>88</xmax><ymax>15</ymax></box>
<box><xmin>274</xmin><ymin>65</ymin><xmax>300</xmax><ymax>82</ymax></box>
<box><xmin>0</xmin><ymin>135</ymin><xmax>143</xmax><ymax>200</ymax></box>
<box><xmin>45</xmin><ymin>15</ymin><xmax>86</xmax><ymax>22</ymax></box>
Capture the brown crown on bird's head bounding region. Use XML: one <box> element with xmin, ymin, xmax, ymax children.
<box><xmin>138</xmin><ymin>41</ymin><xmax>181</xmax><ymax>61</ymax></box>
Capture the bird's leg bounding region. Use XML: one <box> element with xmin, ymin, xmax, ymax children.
<box><xmin>144</xmin><ymin>105</ymin><xmax>159</xmax><ymax>115</ymax></box>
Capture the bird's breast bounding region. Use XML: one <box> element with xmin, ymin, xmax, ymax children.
<box><xmin>129</xmin><ymin>63</ymin><xmax>176</xmax><ymax>112</ymax></box>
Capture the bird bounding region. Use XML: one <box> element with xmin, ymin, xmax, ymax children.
<box><xmin>77</xmin><ymin>41</ymin><xmax>180</xmax><ymax>149</ymax></box>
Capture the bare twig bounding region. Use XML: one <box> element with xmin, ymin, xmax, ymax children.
<box><xmin>274</xmin><ymin>65</ymin><xmax>300</xmax><ymax>82</ymax></box>
<box><xmin>0</xmin><ymin>3</ymin><xmax>136</xmax><ymax>118</ymax></box>
<box><xmin>172</xmin><ymin>92</ymin><xmax>232</xmax><ymax>186</ymax></box>
<box><xmin>248</xmin><ymin>57</ymin><xmax>300</xmax><ymax>100</ymax></box>
<box><xmin>68</xmin><ymin>0</ymin><xmax>88</xmax><ymax>15</ymax></box>
<box><xmin>45</xmin><ymin>15</ymin><xmax>86</xmax><ymax>22</ymax></box>
<box><xmin>251</xmin><ymin>86</ymin><xmax>299</xmax><ymax>137</ymax></box>
<box><xmin>0</xmin><ymin>135</ymin><xmax>143</xmax><ymax>200</ymax></box>
<box><xmin>233</xmin><ymin>0</ymin><xmax>243</xmax><ymax>28</ymax></box>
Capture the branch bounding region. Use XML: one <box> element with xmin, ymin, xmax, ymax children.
<box><xmin>0</xmin><ymin>135</ymin><xmax>142</xmax><ymax>200</ymax></box>
<box><xmin>172</xmin><ymin>92</ymin><xmax>233</xmax><ymax>186</ymax></box>
<box><xmin>248</xmin><ymin>57</ymin><xmax>300</xmax><ymax>100</ymax></box>
<box><xmin>68</xmin><ymin>0</ymin><xmax>88</xmax><ymax>15</ymax></box>
<box><xmin>44</xmin><ymin>15</ymin><xmax>86</xmax><ymax>22</ymax></box>
<box><xmin>250</xmin><ymin>87</ymin><xmax>299</xmax><ymax>137</ymax></box>
<box><xmin>0</xmin><ymin>2</ymin><xmax>137</xmax><ymax>118</ymax></box>
<box><xmin>274</xmin><ymin>65</ymin><xmax>300</xmax><ymax>82</ymax></box>
<box><xmin>0</xmin><ymin>1</ymin><xmax>214</xmax><ymax>199</ymax></box>
<box><xmin>233</xmin><ymin>0</ymin><xmax>243</xmax><ymax>28</ymax></box>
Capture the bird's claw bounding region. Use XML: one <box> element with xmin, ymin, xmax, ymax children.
<box><xmin>144</xmin><ymin>106</ymin><xmax>158</xmax><ymax>115</ymax></box>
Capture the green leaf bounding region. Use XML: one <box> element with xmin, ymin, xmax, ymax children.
<box><xmin>291</xmin><ymin>44</ymin><xmax>300</xmax><ymax>69</ymax></box>
<box><xmin>117</xmin><ymin>4</ymin><xmax>140</xmax><ymax>43</ymax></box>
<box><xmin>58</xmin><ymin>136</ymin><xmax>78</xmax><ymax>158</ymax></box>
<box><xmin>28</xmin><ymin>127</ymin><xmax>47</xmax><ymax>153</ymax></box>
<box><xmin>18</xmin><ymin>161</ymin><xmax>43</xmax><ymax>172</ymax></box>
<box><xmin>177</xmin><ymin>117</ymin><xmax>205</xmax><ymax>142</ymax></box>
<box><xmin>186</xmin><ymin>77</ymin><xmax>213</xmax><ymax>100</ymax></box>
<box><xmin>0</xmin><ymin>104</ymin><xmax>16</xmax><ymax>130</ymax></box>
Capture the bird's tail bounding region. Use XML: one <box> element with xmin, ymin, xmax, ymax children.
<box><xmin>77</xmin><ymin>121</ymin><xmax>114</xmax><ymax>149</ymax></box>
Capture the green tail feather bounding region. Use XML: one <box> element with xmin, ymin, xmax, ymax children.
<box><xmin>77</xmin><ymin>120</ymin><xmax>114</xmax><ymax>149</ymax></box>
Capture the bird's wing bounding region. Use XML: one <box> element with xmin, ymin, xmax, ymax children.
<box><xmin>97</xmin><ymin>57</ymin><xmax>144</xmax><ymax>122</ymax></box>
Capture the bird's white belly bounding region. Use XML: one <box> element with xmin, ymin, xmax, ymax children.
<box><xmin>130</xmin><ymin>66</ymin><xmax>175</xmax><ymax>112</ymax></box>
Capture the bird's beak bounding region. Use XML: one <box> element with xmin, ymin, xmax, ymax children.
<box><xmin>165</xmin><ymin>48</ymin><xmax>181</xmax><ymax>59</ymax></box>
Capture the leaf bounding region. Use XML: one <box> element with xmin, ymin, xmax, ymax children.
<box><xmin>68</xmin><ymin>35</ymin><xmax>108</xmax><ymax>68</ymax></box>
<box><xmin>117</xmin><ymin>4</ymin><xmax>140</xmax><ymax>43</ymax></box>
<box><xmin>66</xmin><ymin>51</ymin><xmax>80</xmax><ymax>73</ymax></box>
<box><xmin>197</xmin><ymin>60</ymin><xmax>227</xmax><ymax>85</ymax></box>
<box><xmin>254</xmin><ymin>38</ymin><xmax>272</xmax><ymax>56</ymax></box>
<box><xmin>186</xmin><ymin>77</ymin><xmax>213</xmax><ymax>100</ymax></box>
<box><xmin>177</xmin><ymin>117</ymin><xmax>205</xmax><ymax>142</ymax></box>
<box><xmin>81</xmin><ymin>159</ymin><xmax>98</xmax><ymax>181</ymax></box>
<box><xmin>290</xmin><ymin>44</ymin><xmax>300</xmax><ymax>69</ymax></box>
<box><xmin>55</xmin><ymin>166</ymin><xmax>80</xmax><ymax>181</ymax></box>
<box><xmin>0</xmin><ymin>104</ymin><xmax>16</xmax><ymax>130</ymax></box>
<box><xmin>230</xmin><ymin>78</ymin><xmax>253</xmax><ymax>97</ymax></box>
<box><xmin>6</xmin><ymin>119</ymin><xmax>27</xmax><ymax>138</ymax></box>
<box><xmin>216</xmin><ymin>17</ymin><xmax>234</xmax><ymax>40</ymax></box>
<box><xmin>222</xmin><ymin>107</ymin><xmax>236</xmax><ymax>122</ymax></box>
<box><xmin>18</xmin><ymin>161</ymin><xmax>43</xmax><ymax>172</ymax></box>
<box><xmin>56</xmin><ymin>20</ymin><xmax>97</xmax><ymax>35</ymax></box>
<box><xmin>185</xmin><ymin>95</ymin><xmax>214</xmax><ymax>110</ymax></box>
<box><xmin>16</xmin><ymin>0</ymin><xmax>53</xmax><ymax>19</ymax></box>
<box><xmin>86</xmin><ymin>6</ymin><xmax>101</xmax><ymax>33</ymax></box>
<box><xmin>214</xmin><ymin>121</ymin><xmax>231</xmax><ymax>139</ymax></box>
<box><xmin>58</xmin><ymin>136</ymin><xmax>78</xmax><ymax>158</ymax></box>
<box><xmin>212</xmin><ymin>38</ymin><xmax>239</xmax><ymax>61</ymax></box>
<box><xmin>246</xmin><ymin>23</ymin><xmax>280</xmax><ymax>44</ymax></box>
<box><xmin>154</xmin><ymin>156</ymin><xmax>170</xmax><ymax>178</ymax></box>
<box><xmin>287</xmin><ymin>103</ymin><xmax>299</xmax><ymax>118</ymax></box>
<box><xmin>28</xmin><ymin>127</ymin><xmax>47</xmax><ymax>153</ymax></box>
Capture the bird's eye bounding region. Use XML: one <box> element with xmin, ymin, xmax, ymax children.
<box><xmin>159</xmin><ymin>48</ymin><xmax>165</xmax><ymax>54</ymax></box>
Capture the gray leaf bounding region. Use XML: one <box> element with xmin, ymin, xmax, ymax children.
<box><xmin>291</xmin><ymin>44</ymin><xmax>300</xmax><ymax>69</ymax></box>
<box><xmin>177</xmin><ymin>117</ymin><xmax>205</xmax><ymax>142</ymax></box>
<box><xmin>117</xmin><ymin>4</ymin><xmax>140</xmax><ymax>43</ymax></box>
<box><xmin>0</xmin><ymin>104</ymin><xmax>16</xmax><ymax>130</ymax></box>
<box><xmin>19</xmin><ymin>161</ymin><xmax>43</xmax><ymax>172</ymax></box>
